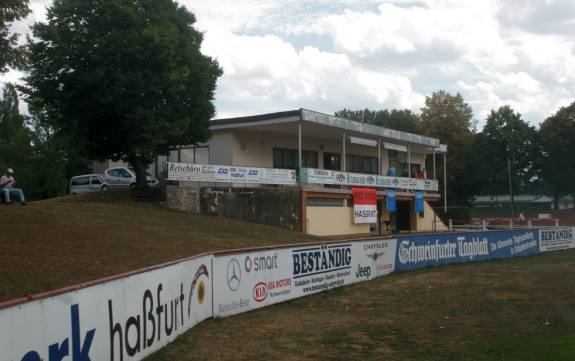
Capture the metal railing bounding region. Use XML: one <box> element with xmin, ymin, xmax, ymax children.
<box><xmin>448</xmin><ymin>217</ymin><xmax>561</xmax><ymax>231</ymax></box>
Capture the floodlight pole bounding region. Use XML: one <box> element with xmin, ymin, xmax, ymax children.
<box><xmin>443</xmin><ymin>152</ymin><xmax>447</xmax><ymax>213</ymax></box>
<box><xmin>507</xmin><ymin>152</ymin><xmax>514</xmax><ymax>225</ymax></box>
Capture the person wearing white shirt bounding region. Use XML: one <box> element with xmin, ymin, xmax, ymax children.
<box><xmin>0</xmin><ymin>168</ymin><xmax>26</xmax><ymax>205</ymax></box>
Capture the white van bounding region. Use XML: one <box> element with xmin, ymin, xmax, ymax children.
<box><xmin>69</xmin><ymin>174</ymin><xmax>109</xmax><ymax>194</ymax></box>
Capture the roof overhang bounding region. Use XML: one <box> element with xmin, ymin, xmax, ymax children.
<box><xmin>210</xmin><ymin>108</ymin><xmax>442</xmax><ymax>152</ymax></box>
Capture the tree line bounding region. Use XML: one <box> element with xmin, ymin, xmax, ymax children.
<box><xmin>336</xmin><ymin>91</ymin><xmax>575</xmax><ymax>208</ymax></box>
<box><xmin>1</xmin><ymin>1</ymin><xmax>574</xmax><ymax>205</ymax></box>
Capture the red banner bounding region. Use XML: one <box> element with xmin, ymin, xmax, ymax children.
<box><xmin>352</xmin><ymin>188</ymin><xmax>378</xmax><ymax>224</ymax></box>
<box><xmin>352</xmin><ymin>188</ymin><xmax>377</xmax><ymax>205</ymax></box>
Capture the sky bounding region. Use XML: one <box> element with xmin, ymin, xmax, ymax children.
<box><xmin>3</xmin><ymin>0</ymin><xmax>575</xmax><ymax>128</ymax></box>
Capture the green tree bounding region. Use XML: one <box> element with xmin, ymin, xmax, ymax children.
<box><xmin>538</xmin><ymin>101</ymin><xmax>575</xmax><ymax>205</ymax></box>
<box><xmin>420</xmin><ymin>90</ymin><xmax>477</xmax><ymax>206</ymax></box>
<box><xmin>0</xmin><ymin>82</ymin><xmax>34</xmax><ymax>193</ymax></box>
<box><xmin>27</xmin><ymin>100</ymin><xmax>92</xmax><ymax>199</ymax></box>
<box><xmin>0</xmin><ymin>0</ymin><xmax>30</xmax><ymax>72</ymax></box>
<box><xmin>24</xmin><ymin>0</ymin><xmax>222</xmax><ymax>188</ymax></box>
<box><xmin>473</xmin><ymin>105</ymin><xmax>538</xmax><ymax>196</ymax></box>
<box><xmin>335</xmin><ymin>108</ymin><xmax>421</xmax><ymax>133</ymax></box>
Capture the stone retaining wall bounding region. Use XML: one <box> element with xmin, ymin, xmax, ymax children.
<box><xmin>166</xmin><ymin>185</ymin><xmax>301</xmax><ymax>231</ymax></box>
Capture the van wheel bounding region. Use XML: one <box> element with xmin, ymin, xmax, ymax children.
<box><xmin>101</xmin><ymin>185</ymin><xmax>109</xmax><ymax>192</ymax></box>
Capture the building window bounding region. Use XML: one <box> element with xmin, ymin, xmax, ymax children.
<box><xmin>388</xmin><ymin>150</ymin><xmax>407</xmax><ymax>177</ymax></box>
<box><xmin>306</xmin><ymin>198</ymin><xmax>344</xmax><ymax>207</ymax></box>
<box><xmin>273</xmin><ymin>148</ymin><xmax>318</xmax><ymax>169</ymax></box>
<box><xmin>346</xmin><ymin>154</ymin><xmax>378</xmax><ymax>174</ymax></box>
<box><xmin>323</xmin><ymin>153</ymin><xmax>341</xmax><ymax>171</ymax></box>
<box><xmin>179</xmin><ymin>146</ymin><xmax>210</xmax><ymax>164</ymax></box>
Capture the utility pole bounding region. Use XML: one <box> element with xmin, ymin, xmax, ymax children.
<box><xmin>507</xmin><ymin>152</ymin><xmax>514</xmax><ymax>226</ymax></box>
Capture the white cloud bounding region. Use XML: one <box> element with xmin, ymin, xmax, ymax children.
<box><xmin>2</xmin><ymin>0</ymin><xmax>574</xmax><ymax>127</ymax></box>
<box><xmin>202</xmin><ymin>29</ymin><xmax>424</xmax><ymax>117</ymax></box>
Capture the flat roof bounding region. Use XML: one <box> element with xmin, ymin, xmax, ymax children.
<box><xmin>211</xmin><ymin>108</ymin><xmax>443</xmax><ymax>149</ymax></box>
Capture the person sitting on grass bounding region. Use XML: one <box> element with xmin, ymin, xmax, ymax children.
<box><xmin>0</xmin><ymin>168</ymin><xmax>26</xmax><ymax>205</ymax></box>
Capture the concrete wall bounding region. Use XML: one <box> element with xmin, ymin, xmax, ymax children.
<box><xmin>208</xmin><ymin>131</ymin><xmax>236</xmax><ymax>166</ymax></box>
<box><xmin>306</xmin><ymin>206</ymin><xmax>370</xmax><ymax>236</ymax></box>
<box><xmin>412</xmin><ymin>201</ymin><xmax>448</xmax><ymax>232</ymax></box>
<box><xmin>201</xmin><ymin>187</ymin><xmax>301</xmax><ymax>231</ymax></box>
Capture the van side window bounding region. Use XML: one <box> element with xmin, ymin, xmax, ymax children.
<box><xmin>91</xmin><ymin>176</ymin><xmax>102</xmax><ymax>185</ymax></box>
<box><xmin>72</xmin><ymin>176</ymin><xmax>90</xmax><ymax>186</ymax></box>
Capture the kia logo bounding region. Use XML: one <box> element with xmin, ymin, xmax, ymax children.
<box><xmin>253</xmin><ymin>282</ymin><xmax>268</xmax><ymax>302</ymax></box>
<box><xmin>227</xmin><ymin>258</ymin><xmax>241</xmax><ymax>291</ymax></box>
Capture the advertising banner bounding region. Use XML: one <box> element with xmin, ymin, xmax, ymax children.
<box><xmin>387</xmin><ymin>189</ymin><xmax>397</xmax><ymax>212</ymax></box>
<box><xmin>539</xmin><ymin>227</ymin><xmax>575</xmax><ymax>252</ymax></box>
<box><xmin>213</xmin><ymin>239</ymin><xmax>397</xmax><ymax>318</ymax></box>
<box><xmin>300</xmin><ymin>168</ymin><xmax>439</xmax><ymax>192</ymax></box>
<box><xmin>353</xmin><ymin>188</ymin><xmax>378</xmax><ymax>224</ymax></box>
<box><xmin>166</xmin><ymin>162</ymin><xmax>296</xmax><ymax>185</ymax></box>
<box><xmin>395</xmin><ymin>230</ymin><xmax>539</xmax><ymax>271</ymax></box>
<box><xmin>415</xmin><ymin>191</ymin><xmax>424</xmax><ymax>213</ymax></box>
<box><xmin>0</xmin><ymin>256</ymin><xmax>213</xmax><ymax>361</ymax></box>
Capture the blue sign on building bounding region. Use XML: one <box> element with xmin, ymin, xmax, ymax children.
<box><xmin>395</xmin><ymin>230</ymin><xmax>539</xmax><ymax>271</ymax></box>
<box><xmin>387</xmin><ymin>189</ymin><xmax>396</xmax><ymax>212</ymax></box>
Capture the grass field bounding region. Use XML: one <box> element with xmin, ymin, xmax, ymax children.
<box><xmin>2</xmin><ymin>195</ymin><xmax>574</xmax><ymax>360</ymax></box>
<box><xmin>0</xmin><ymin>193</ymin><xmax>315</xmax><ymax>303</ymax></box>
<box><xmin>148</xmin><ymin>249</ymin><xmax>575</xmax><ymax>361</ymax></box>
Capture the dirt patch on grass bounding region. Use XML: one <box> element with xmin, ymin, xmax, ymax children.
<box><xmin>148</xmin><ymin>250</ymin><xmax>575</xmax><ymax>361</ymax></box>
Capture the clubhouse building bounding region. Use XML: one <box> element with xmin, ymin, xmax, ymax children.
<box><xmin>95</xmin><ymin>109</ymin><xmax>448</xmax><ymax>236</ymax></box>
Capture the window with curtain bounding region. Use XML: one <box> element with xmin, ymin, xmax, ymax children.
<box><xmin>345</xmin><ymin>154</ymin><xmax>378</xmax><ymax>174</ymax></box>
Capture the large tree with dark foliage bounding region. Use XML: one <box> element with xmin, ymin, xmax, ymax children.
<box><xmin>0</xmin><ymin>0</ymin><xmax>30</xmax><ymax>72</ymax></box>
<box><xmin>24</xmin><ymin>0</ymin><xmax>222</xmax><ymax>188</ymax></box>
<box><xmin>0</xmin><ymin>82</ymin><xmax>33</xmax><ymax>178</ymax></box>
<box><xmin>335</xmin><ymin>108</ymin><xmax>421</xmax><ymax>133</ymax></box>
<box><xmin>473</xmin><ymin>105</ymin><xmax>538</xmax><ymax>196</ymax></box>
<box><xmin>420</xmin><ymin>90</ymin><xmax>477</xmax><ymax>206</ymax></box>
<box><xmin>0</xmin><ymin>83</ymin><xmax>90</xmax><ymax>200</ymax></box>
<box><xmin>538</xmin><ymin>101</ymin><xmax>575</xmax><ymax>205</ymax></box>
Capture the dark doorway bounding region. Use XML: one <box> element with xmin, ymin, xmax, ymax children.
<box><xmin>396</xmin><ymin>201</ymin><xmax>411</xmax><ymax>232</ymax></box>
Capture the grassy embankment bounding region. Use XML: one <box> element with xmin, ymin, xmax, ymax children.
<box><xmin>0</xmin><ymin>193</ymin><xmax>315</xmax><ymax>303</ymax></box>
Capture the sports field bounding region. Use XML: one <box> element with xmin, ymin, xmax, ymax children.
<box><xmin>148</xmin><ymin>249</ymin><xmax>575</xmax><ymax>361</ymax></box>
<box><xmin>2</xmin><ymin>195</ymin><xmax>574</xmax><ymax>360</ymax></box>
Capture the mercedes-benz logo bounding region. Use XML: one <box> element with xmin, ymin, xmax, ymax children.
<box><xmin>227</xmin><ymin>258</ymin><xmax>241</xmax><ymax>291</ymax></box>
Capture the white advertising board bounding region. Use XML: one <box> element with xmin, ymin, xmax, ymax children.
<box><xmin>166</xmin><ymin>162</ymin><xmax>296</xmax><ymax>185</ymax></box>
<box><xmin>539</xmin><ymin>227</ymin><xmax>575</xmax><ymax>252</ymax></box>
<box><xmin>0</xmin><ymin>256</ymin><xmax>213</xmax><ymax>361</ymax></box>
<box><xmin>213</xmin><ymin>239</ymin><xmax>396</xmax><ymax>318</ymax></box>
<box><xmin>300</xmin><ymin>168</ymin><xmax>439</xmax><ymax>192</ymax></box>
